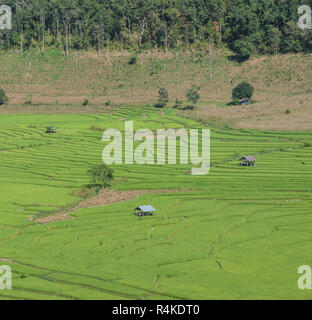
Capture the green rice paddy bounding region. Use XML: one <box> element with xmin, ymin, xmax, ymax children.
<box><xmin>0</xmin><ymin>107</ymin><xmax>311</xmax><ymax>299</ymax></box>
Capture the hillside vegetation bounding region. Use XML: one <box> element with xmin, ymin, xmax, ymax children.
<box><xmin>2</xmin><ymin>0</ymin><xmax>311</xmax><ymax>59</ymax></box>
<box><xmin>1</xmin><ymin>49</ymin><xmax>312</xmax><ymax>130</ymax></box>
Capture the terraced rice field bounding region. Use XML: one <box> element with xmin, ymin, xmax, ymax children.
<box><xmin>0</xmin><ymin>106</ymin><xmax>311</xmax><ymax>299</ymax></box>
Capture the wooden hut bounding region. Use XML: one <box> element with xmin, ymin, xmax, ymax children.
<box><xmin>46</xmin><ymin>126</ymin><xmax>56</xmax><ymax>134</ymax></box>
<box><xmin>239</xmin><ymin>98</ymin><xmax>250</xmax><ymax>105</ymax></box>
<box><xmin>135</xmin><ymin>205</ymin><xmax>156</xmax><ymax>217</ymax></box>
<box><xmin>240</xmin><ymin>155</ymin><xmax>257</xmax><ymax>167</ymax></box>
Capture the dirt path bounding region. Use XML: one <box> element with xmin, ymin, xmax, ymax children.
<box><xmin>0</xmin><ymin>258</ymin><xmax>16</xmax><ymax>264</ymax></box>
<box><xmin>35</xmin><ymin>188</ymin><xmax>185</xmax><ymax>224</ymax></box>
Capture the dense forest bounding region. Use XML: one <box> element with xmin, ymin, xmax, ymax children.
<box><xmin>1</xmin><ymin>0</ymin><xmax>312</xmax><ymax>59</ymax></box>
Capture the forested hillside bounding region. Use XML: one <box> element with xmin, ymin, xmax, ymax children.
<box><xmin>1</xmin><ymin>0</ymin><xmax>312</xmax><ymax>58</ymax></box>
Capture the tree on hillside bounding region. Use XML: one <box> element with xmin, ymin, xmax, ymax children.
<box><xmin>155</xmin><ymin>87</ymin><xmax>169</xmax><ymax>108</ymax></box>
<box><xmin>232</xmin><ymin>82</ymin><xmax>254</xmax><ymax>103</ymax></box>
<box><xmin>0</xmin><ymin>89</ymin><xmax>8</xmax><ymax>105</ymax></box>
<box><xmin>266</xmin><ymin>26</ymin><xmax>282</xmax><ymax>55</ymax></box>
<box><xmin>87</xmin><ymin>164</ymin><xmax>114</xmax><ymax>188</ymax></box>
<box><xmin>281</xmin><ymin>21</ymin><xmax>302</xmax><ymax>53</ymax></box>
<box><xmin>186</xmin><ymin>85</ymin><xmax>200</xmax><ymax>105</ymax></box>
<box><xmin>233</xmin><ymin>40</ymin><xmax>254</xmax><ymax>60</ymax></box>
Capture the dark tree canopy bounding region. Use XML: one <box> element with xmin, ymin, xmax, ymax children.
<box><xmin>186</xmin><ymin>85</ymin><xmax>201</xmax><ymax>105</ymax></box>
<box><xmin>0</xmin><ymin>0</ymin><xmax>310</xmax><ymax>58</ymax></box>
<box><xmin>155</xmin><ymin>88</ymin><xmax>169</xmax><ymax>108</ymax></box>
<box><xmin>87</xmin><ymin>164</ymin><xmax>114</xmax><ymax>188</ymax></box>
<box><xmin>0</xmin><ymin>89</ymin><xmax>8</xmax><ymax>105</ymax></box>
<box><xmin>232</xmin><ymin>82</ymin><xmax>254</xmax><ymax>101</ymax></box>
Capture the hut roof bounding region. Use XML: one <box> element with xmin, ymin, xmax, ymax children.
<box><xmin>240</xmin><ymin>155</ymin><xmax>257</xmax><ymax>162</ymax></box>
<box><xmin>135</xmin><ymin>205</ymin><xmax>156</xmax><ymax>212</ymax></box>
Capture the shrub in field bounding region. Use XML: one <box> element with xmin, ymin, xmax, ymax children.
<box><xmin>90</xmin><ymin>125</ymin><xmax>104</xmax><ymax>131</ymax></box>
<box><xmin>155</xmin><ymin>88</ymin><xmax>169</xmax><ymax>108</ymax></box>
<box><xmin>128</xmin><ymin>56</ymin><xmax>137</xmax><ymax>65</ymax></box>
<box><xmin>285</xmin><ymin>109</ymin><xmax>291</xmax><ymax>114</ymax></box>
<box><xmin>0</xmin><ymin>89</ymin><xmax>8</xmax><ymax>105</ymax></box>
<box><xmin>232</xmin><ymin>81</ymin><xmax>254</xmax><ymax>102</ymax></box>
<box><xmin>82</xmin><ymin>98</ymin><xmax>89</xmax><ymax>106</ymax></box>
<box><xmin>87</xmin><ymin>164</ymin><xmax>114</xmax><ymax>188</ymax></box>
<box><xmin>186</xmin><ymin>85</ymin><xmax>200</xmax><ymax>105</ymax></box>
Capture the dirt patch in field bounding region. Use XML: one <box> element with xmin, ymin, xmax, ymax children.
<box><xmin>36</xmin><ymin>213</ymin><xmax>74</xmax><ymax>224</ymax></box>
<box><xmin>73</xmin><ymin>188</ymin><xmax>185</xmax><ymax>210</ymax></box>
<box><xmin>35</xmin><ymin>188</ymin><xmax>185</xmax><ymax>224</ymax></box>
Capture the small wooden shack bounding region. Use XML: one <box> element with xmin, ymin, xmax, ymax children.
<box><xmin>46</xmin><ymin>126</ymin><xmax>56</xmax><ymax>134</ymax></box>
<box><xmin>240</xmin><ymin>155</ymin><xmax>257</xmax><ymax>167</ymax></box>
<box><xmin>239</xmin><ymin>98</ymin><xmax>250</xmax><ymax>105</ymax></box>
<box><xmin>135</xmin><ymin>205</ymin><xmax>155</xmax><ymax>217</ymax></box>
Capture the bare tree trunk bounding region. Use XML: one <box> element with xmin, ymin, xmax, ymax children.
<box><xmin>165</xmin><ymin>29</ymin><xmax>168</xmax><ymax>54</ymax></box>
<box><xmin>64</xmin><ymin>14</ymin><xmax>70</xmax><ymax>58</ymax></box>
<box><xmin>20</xmin><ymin>26</ymin><xmax>23</xmax><ymax>55</ymax></box>
<box><xmin>219</xmin><ymin>21</ymin><xmax>222</xmax><ymax>43</ymax></box>
<box><xmin>136</xmin><ymin>17</ymin><xmax>146</xmax><ymax>48</ymax></box>
<box><xmin>16</xmin><ymin>3</ymin><xmax>23</xmax><ymax>55</ymax></box>
<box><xmin>115</xmin><ymin>32</ymin><xmax>119</xmax><ymax>50</ymax></box>
<box><xmin>66</xmin><ymin>26</ymin><xmax>69</xmax><ymax>57</ymax></box>
<box><xmin>209</xmin><ymin>40</ymin><xmax>213</xmax><ymax>80</ymax></box>
<box><xmin>127</xmin><ymin>16</ymin><xmax>131</xmax><ymax>31</ymax></box>
<box><xmin>55</xmin><ymin>13</ymin><xmax>61</xmax><ymax>50</ymax></box>
<box><xmin>40</xmin><ymin>9</ymin><xmax>45</xmax><ymax>54</ymax></box>
<box><xmin>96</xmin><ymin>28</ymin><xmax>100</xmax><ymax>52</ymax></box>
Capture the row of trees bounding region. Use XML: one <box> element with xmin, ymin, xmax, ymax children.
<box><xmin>0</xmin><ymin>0</ymin><xmax>311</xmax><ymax>58</ymax></box>
<box><xmin>154</xmin><ymin>82</ymin><xmax>254</xmax><ymax>108</ymax></box>
<box><xmin>155</xmin><ymin>86</ymin><xmax>200</xmax><ymax>109</ymax></box>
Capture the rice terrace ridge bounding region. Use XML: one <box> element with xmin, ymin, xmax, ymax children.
<box><xmin>0</xmin><ymin>0</ymin><xmax>311</xmax><ymax>305</ymax></box>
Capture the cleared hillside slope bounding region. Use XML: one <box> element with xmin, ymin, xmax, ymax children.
<box><xmin>0</xmin><ymin>49</ymin><xmax>311</xmax><ymax>130</ymax></box>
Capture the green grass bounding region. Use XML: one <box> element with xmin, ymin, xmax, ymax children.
<box><xmin>0</xmin><ymin>106</ymin><xmax>312</xmax><ymax>299</ymax></box>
